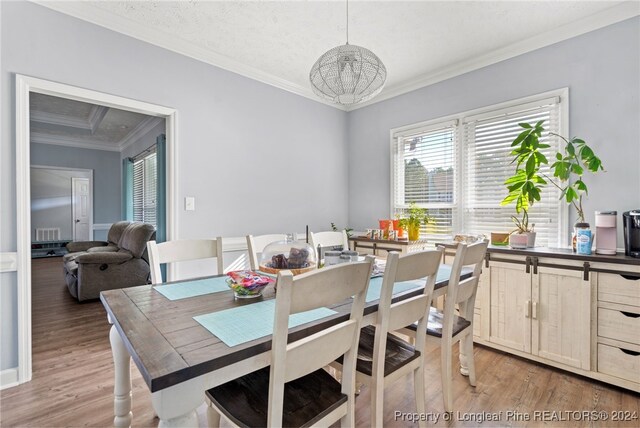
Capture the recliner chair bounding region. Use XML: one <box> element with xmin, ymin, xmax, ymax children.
<box><xmin>64</xmin><ymin>222</ymin><xmax>155</xmax><ymax>301</ymax></box>
<box><xmin>64</xmin><ymin>221</ymin><xmax>132</xmax><ymax>260</ymax></box>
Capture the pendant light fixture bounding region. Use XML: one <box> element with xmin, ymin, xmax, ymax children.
<box><xmin>309</xmin><ymin>0</ymin><xmax>387</xmax><ymax>106</ymax></box>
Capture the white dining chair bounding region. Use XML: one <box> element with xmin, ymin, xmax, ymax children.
<box><xmin>332</xmin><ymin>249</ymin><xmax>442</xmax><ymax>428</ymax></box>
<box><xmin>147</xmin><ymin>238</ymin><xmax>224</xmax><ymax>284</ymax></box>
<box><xmin>310</xmin><ymin>230</ymin><xmax>349</xmax><ymax>259</ymax></box>
<box><xmin>246</xmin><ymin>234</ymin><xmax>288</xmax><ymax>270</ymax></box>
<box><xmin>205</xmin><ymin>256</ymin><xmax>375</xmax><ymax>427</ymax></box>
<box><xmin>399</xmin><ymin>240</ymin><xmax>488</xmax><ymax>412</ymax></box>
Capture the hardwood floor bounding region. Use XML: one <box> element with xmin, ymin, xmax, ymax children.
<box><xmin>1</xmin><ymin>257</ymin><xmax>638</xmax><ymax>427</ymax></box>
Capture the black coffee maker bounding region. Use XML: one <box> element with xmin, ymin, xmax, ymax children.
<box><xmin>623</xmin><ymin>210</ymin><xmax>640</xmax><ymax>257</ymax></box>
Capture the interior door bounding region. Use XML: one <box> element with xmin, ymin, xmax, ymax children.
<box><xmin>72</xmin><ymin>177</ymin><xmax>91</xmax><ymax>241</ymax></box>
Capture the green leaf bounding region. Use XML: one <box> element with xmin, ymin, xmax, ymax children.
<box><xmin>533</xmin><ymin>176</ymin><xmax>547</xmax><ymax>185</ymax></box>
<box><xmin>588</xmin><ymin>157</ymin><xmax>602</xmax><ymax>171</ymax></box>
<box><xmin>538</xmin><ymin>144</ymin><xmax>551</xmax><ymax>149</ymax></box>
<box><xmin>518</xmin><ymin>123</ymin><xmax>532</xmax><ymax>129</ymax></box>
<box><xmin>573</xmin><ymin>138</ymin><xmax>585</xmax><ymax>146</ymax></box>
<box><xmin>536</xmin><ymin>152</ymin><xmax>548</xmax><ymax>165</ymax></box>
<box><xmin>580</xmin><ymin>145</ymin><xmax>594</xmax><ymax>160</ymax></box>
<box><xmin>566</xmin><ymin>143</ymin><xmax>575</xmax><ymax>156</ymax></box>
<box><xmin>555</xmin><ymin>153</ymin><xmax>563</xmax><ymax>161</ymax></box>
<box><xmin>511</xmin><ymin>129</ymin><xmax>530</xmax><ymax>146</ymax></box>
<box><xmin>525</xmin><ymin>155</ymin><xmax>536</xmax><ymax>176</ymax></box>
<box><xmin>535</xmin><ymin>120</ymin><xmax>545</xmax><ymax>128</ymax></box>
<box><xmin>571</xmin><ymin>163</ymin><xmax>584</xmax><ymax>175</ymax></box>
<box><xmin>575</xmin><ymin>179</ymin><xmax>587</xmax><ymax>191</ymax></box>
<box><xmin>530</xmin><ymin>187</ymin><xmax>541</xmax><ymax>202</ymax></box>
<box><xmin>566</xmin><ymin>186</ymin><xmax>578</xmax><ymax>203</ymax></box>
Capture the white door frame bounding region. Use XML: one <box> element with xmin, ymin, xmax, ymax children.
<box><xmin>31</xmin><ymin>165</ymin><xmax>94</xmax><ymax>240</ymax></box>
<box><xmin>16</xmin><ymin>74</ymin><xmax>178</xmax><ymax>385</ymax></box>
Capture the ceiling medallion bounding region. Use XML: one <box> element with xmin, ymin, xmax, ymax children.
<box><xmin>309</xmin><ymin>0</ymin><xmax>387</xmax><ymax>106</ymax></box>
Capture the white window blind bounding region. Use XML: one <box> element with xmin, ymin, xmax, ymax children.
<box><xmin>391</xmin><ymin>91</ymin><xmax>566</xmax><ymax>246</ymax></box>
<box><xmin>393</xmin><ymin>121</ymin><xmax>457</xmax><ymax>239</ymax></box>
<box><xmin>463</xmin><ymin>99</ymin><xmax>561</xmax><ymax>247</ymax></box>
<box><xmin>132</xmin><ymin>148</ymin><xmax>157</xmax><ymax>227</ymax></box>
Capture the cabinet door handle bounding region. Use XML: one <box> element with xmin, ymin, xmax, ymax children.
<box><xmin>620</xmin><ymin>348</ymin><xmax>640</xmax><ymax>357</ymax></box>
<box><xmin>525</xmin><ymin>300</ymin><xmax>531</xmax><ymax>318</ymax></box>
<box><xmin>620</xmin><ymin>311</ymin><xmax>640</xmax><ymax>318</ymax></box>
<box><xmin>532</xmin><ymin>301</ymin><xmax>538</xmax><ymax>319</ymax></box>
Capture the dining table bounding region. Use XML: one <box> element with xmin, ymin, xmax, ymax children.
<box><xmin>100</xmin><ymin>263</ymin><xmax>472</xmax><ymax>427</ymax></box>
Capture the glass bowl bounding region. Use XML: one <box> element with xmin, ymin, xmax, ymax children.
<box><xmin>226</xmin><ymin>270</ymin><xmax>275</xmax><ymax>299</ymax></box>
<box><xmin>259</xmin><ymin>236</ymin><xmax>317</xmax><ymax>276</ymax></box>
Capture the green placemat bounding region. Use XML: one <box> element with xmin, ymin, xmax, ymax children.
<box><xmin>194</xmin><ymin>300</ymin><xmax>337</xmax><ymax>347</ymax></box>
<box><xmin>155</xmin><ymin>276</ymin><xmax>229</xmax><ymax>301</ymax></box>
<box><xmin>365</xmin><ymin>264</ymin><xmax>455</xmax><ymax>302</ymax></box>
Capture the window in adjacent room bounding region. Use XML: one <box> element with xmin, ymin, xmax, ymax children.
<box><xmin>132</xmin><ymin>146</ymin><xmax>157</xmax><ymax>227</ymax></box>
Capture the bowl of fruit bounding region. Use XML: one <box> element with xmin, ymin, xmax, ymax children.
<box><xmin>226</xmin><ymin>270</ymin><xmax>275</xmax><ymax>299</ymax></box>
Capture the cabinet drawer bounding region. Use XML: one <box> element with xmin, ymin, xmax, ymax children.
<box><xmin>598</xmin><ymin>308</ymin><xmax>640</xmax><ymax>345</ymax></box>
<box><xmin>598</xmin><ymin>273</ymin><xmax>640</xmax><ymax>307</ymax></box>
<box><xmin>598</xmin><ymin>344</ymin><xmax>640</xmax><ymax>383</ymax></box>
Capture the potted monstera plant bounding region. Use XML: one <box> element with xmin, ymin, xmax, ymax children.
<box><xmin>501</xmin><ymin>121</ymin><xmax>549</xmax><ymax>248</ymax></box>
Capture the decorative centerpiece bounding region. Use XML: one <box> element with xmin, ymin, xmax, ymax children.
<box><xmin>226</xmin><ymin>270</ymin><xmax>275</xmax><ymax>299</ymax></box>
<box><xmin>258</xmin><ymin>235</ymin><xmax>317</xmax><ymax>276</ymax></box>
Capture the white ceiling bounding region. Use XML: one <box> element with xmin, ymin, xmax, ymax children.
<box><xmin>30</xmin><ymin>93</ymin><xmax>163</xmax><ymax>151</ymax></box>
<box><xmin>38</xmin><ymin>1</ymin><xmax>639</xmax><ymax>110</ymax></box>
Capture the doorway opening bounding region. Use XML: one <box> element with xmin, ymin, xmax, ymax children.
<box><xmin>16</xmin><ymin>75</ymin><xmax>178</xmax><ymax>386</ymax></box>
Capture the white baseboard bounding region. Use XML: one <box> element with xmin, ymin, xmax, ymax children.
<box><xmin>0</xmin><ymin>367</ymin><xmax>19</xmax><ymax>390</ymax></box>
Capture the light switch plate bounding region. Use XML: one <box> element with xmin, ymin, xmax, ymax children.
<box><xmin>185</xmin><ymin>196</ymin><xmax>195</xmax><ymax>211</ymax></box>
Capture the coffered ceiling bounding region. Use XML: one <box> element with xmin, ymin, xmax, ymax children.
<box><xmin>30</xmin><ymin>93</ymin><xmax>163</xmax><ymax>151</ymax></box>
<box><xmin>37</xmin><ymin>1</ymin><xmax>639</xmax><ymax>110</ymax></box>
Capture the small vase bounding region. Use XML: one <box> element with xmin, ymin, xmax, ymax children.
<box><xmin>408</xmin><ymin>225</ymin><xmax>420</xmax><ymax>241</ymax></box>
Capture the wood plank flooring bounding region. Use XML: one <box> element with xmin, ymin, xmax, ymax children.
<box><xmin>1</xmin><ymin>257</ymin><xmax>638</xmax><ymax>427</ymax></box>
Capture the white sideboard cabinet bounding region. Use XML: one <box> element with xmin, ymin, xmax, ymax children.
<box><xmin>473</xmin><ymin>247</ymin><xmax>640</xmax><ymax>393</ymax></box>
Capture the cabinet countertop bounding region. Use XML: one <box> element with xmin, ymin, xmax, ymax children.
<box><xmin>487</xmin><ymin>246</ymin><xmax>640</xmax><ymax>266</ymax></box>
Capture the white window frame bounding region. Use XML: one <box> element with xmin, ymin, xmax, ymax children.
<box><xmin>390</xmin><ymin>88</ymin><xmax>569</xmax><ymax>246</ymax></box>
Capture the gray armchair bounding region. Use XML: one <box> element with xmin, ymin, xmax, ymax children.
<box><xmin>64</xmin><ymin>221</ymin><xmax>131</xmax><ymax>261</ymax></box>
<box><xmin>64</xmin><ymin>222</ymin><xmax>155</xmax><ymax>301</ymax></box>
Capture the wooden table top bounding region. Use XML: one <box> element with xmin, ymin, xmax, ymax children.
<box><xmin>101</xmin><ymin>266</ymin><xmax>467</xmax><ymax>393</ymax></box>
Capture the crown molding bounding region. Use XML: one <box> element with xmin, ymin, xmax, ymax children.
<box><xmin>34</xmin><ymin>1</ymin><xmax>638</xmax><ymax>113</ymax></box>
<box><xmin>348</xmin><ymin>1</ymin><xmax>640</xmax><ymax>111</ymax></box>
<box><xmin>118</xmin><ymin>116</ymin><xmax>163</xmax><ymax>150</ymax></box>
<box><xmin>30</xmin><ymin>109</ymin><xmax>91</xmax><ymax>129</ymax></box>
<box><xmin>32</xmin><ymin>0</ymin><xmax>346</xmax><ymax>112</ymax></box>
<box><xmin>87</xmin><ymin>105</ymin><xmax>109</xmax><ymax>134</ymax></box>
<box><xmin>31</xmin><ymin>132</ymin><xmax>121</xmax><ymax>152</ymax></box>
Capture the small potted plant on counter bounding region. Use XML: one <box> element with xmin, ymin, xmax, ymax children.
<box><xmin>501</xmin><ymin>121</ymin><xmax>548</xmax><ymax>248</ymax></box>
<box><xmin>398</xmin><ymin>202</ymin><xmax>433</xmax><ymax>241</ymax></box>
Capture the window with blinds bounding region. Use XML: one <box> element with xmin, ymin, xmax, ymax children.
<box><xmin>463</xmin><ymin>98</ymin><xmax>562</xmax><ymax>247</ymax></box>
<box><xmin>393</xmin><ymin>121</ymin><xmax>457</xmax><ymax>238</ymax></box>
<box><xmin>132</xmin><ymin>147</ymin><xmax>157</xmax><ymax>227</ymax></box>
<box><xmin>391</xmin><ymin>91</ymin><xmax>566</xmax><ymax>246</ymax></box>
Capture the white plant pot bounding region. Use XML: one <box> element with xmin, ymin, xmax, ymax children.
<box><xmin>509</xmin><ymin>233</ymin><xmax>528</xmax><ymax>249</ymax></box>
<box><xmin>526</xmin><ymin>231</ymin><xmax>537</xmax><ymax>248</ymax></box>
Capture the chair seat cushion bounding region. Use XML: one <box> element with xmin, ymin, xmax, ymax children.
<box><xmin>206</xmin><ymin>367</ymin><xmax>346</xmax><ymax>428</ymax></box>
<box><xmin>405</xmin><ymin>307</ymin><xmax>471</xmax><ymax>338</ymax></box>
<box><xmin>338</xmin><ymin>325</ymin><xmax>420</xmax><ymax>377</ymax></box>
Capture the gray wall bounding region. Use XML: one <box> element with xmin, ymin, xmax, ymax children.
<box><xmin>31</xmin><ymin>143</ymin><xmax>122</xmax><ymax>226</ymax></box>
<box><xmin>30</xmin><ymin>167</ymin><xmax>92</xmax><ymax>241</ymax></box>
<box><xmin>1</xmin><ymin>1</ymin><xmax>348</xmax><ymax>370</ymax></box>
<box><xmin>348</xmin><ymin>17</ymin><xmax>640</xmax><ymax>245</ymax></box>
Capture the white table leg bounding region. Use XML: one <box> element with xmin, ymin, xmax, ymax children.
<box><xmin>110</xmin><ymin>325</ymin><xmax>133</xmax><ymax>428</ymax></box>
<box><xmin>152</xmin><ymin>380</ymin><xmax>202</xmax><ymax>428</ymax></box>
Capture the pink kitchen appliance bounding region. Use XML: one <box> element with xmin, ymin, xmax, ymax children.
<box><xmin>595</xmin><ymin>211</ymin><xmax>617</xmax><ymax>255</ymax></box>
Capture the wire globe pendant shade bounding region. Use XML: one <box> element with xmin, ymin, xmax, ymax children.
<box><xmin>310</xmin><ymin>43</ymin><xmax>386</xmax><ymax>105</ymax></box>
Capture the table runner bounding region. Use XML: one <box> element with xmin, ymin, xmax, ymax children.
<box><xmin>154</xmin><ymin>276</ymin><xmax>230</xmax><ymax>301</ymax></box>
<box><xmin>194</xmin><ymin>299</ymin><xmax>337</xmax><ymax>347</ymax></box>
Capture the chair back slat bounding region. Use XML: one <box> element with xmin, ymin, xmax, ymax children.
<box><xmin>393</xmin><ymin>250</ymin><xmax>442</xmax><ymax>283</ymax></box>
<box><xmin>147</xmin><ymin>238</ymin><xmax>223</xmax><ymax>284</ymax></box>
<box><xmin>286</xmin><ymin>260</ymin><xmax>373</xmax><ymax>314</ymax></box>
<box><xmin>284</xmin><ymin>320</ymin><xmax>358</xmax><ymax>382</ymax></box>
<box><xmin>310</xmin><ymin>230</ymin><xmax>349</xmax><ymax>259</ymax></box>
<box><xmin>442</xmin><ymin>241</ymin><xmax>488</xmax><ymax>326</ymax></box>
<box><xmin>388</xmin><ymin>294</ymin><xmax>431</xmax><ymax>332</ymax></box>
<box><xmin>246</xmin><ymin>234</ymin><xmax>288</xmax><ymax>270</ymax></box>
<box><xmin>267</xmin><ymin>257</ymin><xmax>374</xmax><ymax>426</ymax></box>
